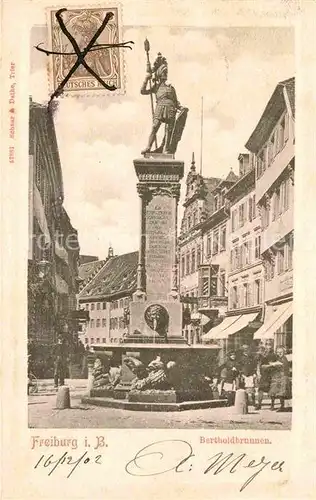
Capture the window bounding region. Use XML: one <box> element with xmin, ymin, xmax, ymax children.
<box><xmin>91</xmin><ymin>303</ymin><xmax>95</xmax><ymax>311</ymax></box>
<box><xmin>102</xmin><ymin>302</ymin><xmax>107</xmax><ymax>309</ymax></box>
<box><xmin>119</xmin><ymin>317</ymin><xmax>125</xmax><ymax>329</ymax></box>
<box><xmin>268</xmin><ymin>133</ymin><xmax>275</xmax><ymax>166</ymax></box>
<box><xmin>219</xmin><ymin>272</ymin><xmax>226</xmax><ymax>296</ymax></box>
<box><xmin>84</xmin><ymin>338</ymin><xmax>88</xmax><ymax>344</ymax></box>
<box><xmin>284</xmin><ymin>178</ymin><xmax>290</xmax><ymax>211</ymax></box>
<box><xmin>96</xmin><ymin>338</ymin><xmax>100</xmax><ymax>343</ymax></box>
<box><xmin>85</xmin><ymin>303</ymin><xmax>89</xmax><ymax>311</ymax></box>
<box><xmin>181</xmin><ymin>255</ymin><xmax>185</xmax><ymax>278</ymax></box>
<box><xmin>96</xmin><ymin>302</ymin><xmax>100</xmax><ymax>310</ymax></box>
<box><xmin>102</xmin><ymin>338</ymin><xmax>106</xmax><ymax>343</ymax></box>
<box><xmin>231</xmin><ymin>209</ymin><xmax>237</xmax><ymax>232</ymax></box>
<box><xmin>288</xmin><ymin>233</ymin><xmax>294</xmax><ymax>269</ymax></box>
<box><xmin>197</xmin><ymin>245</ymin><xmax>201</xmax><ymax>267</ymax></box>
<box><xmin>273</xmin><ymin>190</ymin><xmax>280</xmax><ymax>221</ymax></box>
<box><xmin>249</xmin><ymin>197</ymin><xmax>253</xmax><ymax>222</ymax></box>
<box><xmin>242</xmin><ymin>283</ymin><xmax>250</xmax><ymax>307</ymax></box>
<box><xmin>91</xmin><ymin>337</ymin><xmax>94</xmax><ymax>344</ymax></box>
<box><xmin>231</xmin><ymin>286</ymin><xmax>238</xmax><ymax>309</ymax></box>
<box><xmin>241</xmin><ymin>241</ymin><xmax>251</xmax><ymax>267</ymax></box>
<box><xmin>220</xmin><ymin>225</ymin><xmax>226</xmax><ymax>251</ymax></box>
<box><xmin>277</xmin><ymin>248</ymin><xmax>285</xmax><ymax>274</ymax></box>
<box><xmin>239</xmin><ymin>203</ymin><xmax>245</xmax><ymax>227</ymax></box>
<box><xmin>187</xmin><ymin>215</ymin><xmax>191</xmax><ymax>230</ymax></box>
<box><xmin>96</xmin><ymin>319</ymin><xmax>100</xmax><ymax>328</ymax></box>
<box><xmin>252</xmin><ymin>195</ymin><xmax>256</xmax><ymax>219</ymax></box>
<box><xmin>255</xmin><ymin>235</ymin><xmax>261</xmax><ymax>260</ymax></box>
<box><xmin>90</xmin><ymin>319</ymin><xmax>95</xmax><ymax>328</ymax></box>
<box><xmin>213</xmin><ymin>230</ymin><xmax>219</xmax><ymax>254</ymax></box>
<box><xmin>206</xmin><ymin>233</ymin><xmax>212</xmax><ymax>255</ymax></box>
<box><xmin>102</xmin><ymin>318</ymin><xmax>107</xmax><ymax>328</ymax></box>
<box><xmin>254</xmin><ymin>279</ymin><xmax>261</xmax><ymax>305</ymax></box>
<box><xmin>119</xmin><ymin>299</ymin><xmax>124</xmax><ymax>308</ymax></box>
<box><xmin>279</xmin><ymin>117</ymin><xmax>285</xmax><ymax>149</ymax></box>
<box><xmin>214</xmin><ymin>195</ymin><xmax>219</xmax><ymax>211</ymax></box>
<box><xmin>185</xmin><ymin>253</ymin><xmax>190</xmax><ymax>275</ymax></box>
<box><xmin>232</xmin><ymin>246</ymin><xmax>240</xmax><ymax>270</ymax></box>
<box><xmin>257</xmin><ymin>147</ymin><xmax>266</xmax><ymax>178</ymax></box>
<box><xmin>191</xmin><ymin>249</ymin><xmax>196</xmax><ymax>274</ymax></box>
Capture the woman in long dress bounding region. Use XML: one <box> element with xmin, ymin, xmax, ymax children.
<box><xmin>268</xmin><ymin>346</ymin><xmax>290</xmax><ymax>412</ymax></box>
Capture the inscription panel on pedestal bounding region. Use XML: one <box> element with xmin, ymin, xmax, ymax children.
<box><xmin>145</xmin><ymin>195</ymin><xmax>175</xmax><ymax>300</ymax></box>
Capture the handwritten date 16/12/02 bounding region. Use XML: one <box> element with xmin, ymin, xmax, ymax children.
<box><xmin>34</xmin><ymin>451</ymin><xmax>102</xmax><ymax>478</ymax></box>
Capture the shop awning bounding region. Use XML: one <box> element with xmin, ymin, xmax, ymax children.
<box><xmin>202</xmin><ymin>312</ymin><xmax>258</xmax><ymax>341</ymax></box>
<box><xmin>253</xmin><ymin>302</ymin><xmax>292</xmax><ymax>340</ymax></box>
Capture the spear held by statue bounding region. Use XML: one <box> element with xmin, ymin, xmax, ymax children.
<box><xmin>144</xmin><ymin>38</ymin><xmax>157</xmax><ymax>149</ymax></box>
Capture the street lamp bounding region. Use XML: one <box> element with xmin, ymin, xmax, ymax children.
<box><xmin>37</xmin><ymin>259</ymin><xmax>51</xmax><ymax>279</ymax></box>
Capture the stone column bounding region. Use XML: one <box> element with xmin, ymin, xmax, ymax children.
<box><xmin>169</xmin><ymin>184</ymin><xmax>181</xmax><ymax>300</ymax></box>
<box><xmin>133</xmin><ymin>184</ymin><xmax>148</xmax><ymax>301</ymax></box>
<box><xmin>127</xmin><ymin>155</ymin><xmax>185</xmax><ymax>342</ymax></box>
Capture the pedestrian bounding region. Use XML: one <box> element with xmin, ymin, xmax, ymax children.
<box><xmin>213</xmin><ymin>351</ymin><xmax>239</xmax><ymax>406</ymax></box>
<box><xmin>237</xmin><ymin>344</ymin><xmax>257</xmax><ymax>407</ymax></box>
<box><xmin>268</xmin><ymin>346</ymin><xmax>290</xmax><ymax>412</ymax></box>
<box><xmin>53</xmin><ymin>336</ymin><xmax>67</xmax><ymax>388</ymax></box>
<box><xmin>255</xmin><ymin>343</ymin><xmax>274</xmax><ymax>410</ymax></box>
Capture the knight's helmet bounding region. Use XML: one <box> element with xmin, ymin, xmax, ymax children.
<box><xmin>152</xmin><ymin>52</ymin><xmax>168</xmax><ymax>83</ymax></box>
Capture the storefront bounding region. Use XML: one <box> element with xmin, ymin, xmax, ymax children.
<box><xmin>253</xmin><ymin>301</ymin><xmax>293</xmax><ymax>352</ymax></box>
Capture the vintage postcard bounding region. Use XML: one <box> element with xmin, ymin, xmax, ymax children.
<box><xmin>1</xmin><ymin>0</ymin><xmax>316</xmax><ymax>498</ymax></box>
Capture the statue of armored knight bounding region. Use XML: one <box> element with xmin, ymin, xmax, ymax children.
<box><xmin>141</xmin><ymin>41</ymin><xmax>188</xmax><ymax>155</ymax></box>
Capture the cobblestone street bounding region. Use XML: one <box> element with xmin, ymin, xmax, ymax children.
<box><xmin>28</xmin><ymin>384</ymin><xmax>291</xmax><ymax>430</ymax></box>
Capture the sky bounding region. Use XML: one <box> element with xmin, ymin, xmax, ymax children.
<box><xmin>30</xmin><ymin>23</ymin><xmax>294</xmax><ymax>258</ymax></box>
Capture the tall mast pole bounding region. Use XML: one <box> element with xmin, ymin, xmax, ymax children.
<box><xmin>200</xmin><ymin>96</ymin><xmax>204</xmax><ymax>175</ymax></box>
<box><xmin>144</xmin><ymin>38</ymin><xmax>157</xmax><ymax>149</ymax></box>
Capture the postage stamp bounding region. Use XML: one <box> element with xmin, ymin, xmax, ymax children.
<box><xmin>47</xmin><ymin>6</ymin><xmax>125</xmax><ymax>96</ymax></box>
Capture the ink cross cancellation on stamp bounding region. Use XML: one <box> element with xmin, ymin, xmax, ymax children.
<box><xmin>47</xmin><ymin>6</ymin><xmax>126</xmax><ymax>97</ymax></box>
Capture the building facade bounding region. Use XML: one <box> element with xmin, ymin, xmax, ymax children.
<box><xmin>245</xmin><ymin>77</ymin><xmax>295</xmax><ymax>351</ymax></box>
<box><xmin>178</xmin><ymin>154</ymin><xmax>221</xmax><ymax>343</ymax></box>
<box><xmin>28</xmin><ymin>100</ymin><xmax>80</xmax><ymax>352</ymax></box>
<box><xmin>198</xmin><ymin>169</ymin><xmax>238</xmax><ymax>336</ymax></box>
<box><xmin>78</xmin><ymin>250</ymin><xmax>138</xmax><ymax>345</ymax></box>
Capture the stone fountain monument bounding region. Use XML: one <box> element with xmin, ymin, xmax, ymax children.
<box><xmin>82</xmin><ymin>42</ymin><xmax>223</xmax><ymax>411</ymax></box>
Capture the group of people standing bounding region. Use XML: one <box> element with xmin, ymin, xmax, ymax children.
<box><xmin>213</xmin><ymin>343</ymin><xmax>291</xmax><ymax>412</ymax></box>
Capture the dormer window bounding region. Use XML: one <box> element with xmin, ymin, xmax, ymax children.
<box><xmin>214</xmin><ymin>194</ymin><xmax>219</xmax><ymax>212</ymax></box>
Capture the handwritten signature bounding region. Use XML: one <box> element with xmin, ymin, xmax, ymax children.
<box><xmin>34</xmin><ymin>452</ymin><xmax>102</xmax><ymax>478</ymax></box>
<box><xmin>125</xmin><ymin>440</ymin><xmax>285</xmax><ymax>492</ymax></box>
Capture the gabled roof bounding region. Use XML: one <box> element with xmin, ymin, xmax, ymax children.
<box><xmin>212</xmin><ymin>170</ymin><xmax>239</xmax><ymax>193</ymax></box>
<box><xmin>245</xmin><ymin>77</ymin><xmax>295</xmax><ymax>153</ymax></box>
<box><xmin>225</xmin><ymin>170</ymin><xmax>239</xmax><ymax>183</ymax></box>
<box><xmin>79</xmin><ymin>251</ymin><xmax>138</xmax><ymax>299</ymax></box>
<box><xmin>79</xmin><ymin>259</ymin><xmax>106</xmax><ymax>282</ymax></box>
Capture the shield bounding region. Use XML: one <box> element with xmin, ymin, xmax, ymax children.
<box><xmin>169</xmin><ymin>107</ymin><xmax>188</xmax><ymax>154</ymax></box>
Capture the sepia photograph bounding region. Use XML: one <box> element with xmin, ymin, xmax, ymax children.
<box><xmin>27</xmin><ymin>9</ymin><xmax>295</xmax><ymax>431</ymax></box>
<box><xmin>5</xmin><ymin>0</ymin><xmax>316</xmax><ymax>498</ymax></box>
